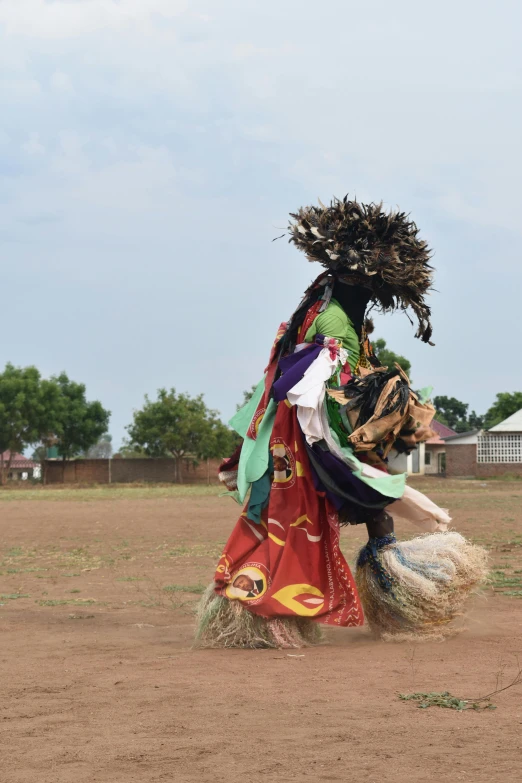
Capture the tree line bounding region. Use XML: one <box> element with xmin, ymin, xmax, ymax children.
<box><xmin>373</xmin><ymin>340</ymin><xmax>522</xmax><ymax>432</ymax></box>
<box><xmin>2</xmin><ymin>349</ymin><xmax>521</xmax><ymax>485</ymax></box>
<box><xmin>0</xmin><ymin>364</ymin><xmax>110</xmax><ymax>484</ymax></box>
<box><xmin>432</xmin><ymin>393</ymin><xmax>522</xmax><ymax>433</ymax></box>
<box><xmin>0</xmin><ymin>363</ymin><xmax>238</xmax><ymax>485</ymax></box>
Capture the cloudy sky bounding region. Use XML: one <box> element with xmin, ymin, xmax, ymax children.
<box><xmin>1</xmin><ymin>0</ymin><xmax>521</xmax><ymax>447</ymax></box>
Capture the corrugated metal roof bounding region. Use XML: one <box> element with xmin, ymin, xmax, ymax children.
<box><xmin>426</xmin><ymin>418</ymin><xmax>457</xmax><ymax>444</ymax></box>
<box><xmin>426</xmin><ymin>435</ymin><xmax>446</xmax><ymax>445</ymax></box>
<box><xmin>489</xmin><ymin>408</ymin><xmax>522</xmax><ymax>433</ymax></box>
<box><xmin>430</xmin><ymin>420</ymin><xmax>457</xmax><ymax>439</ymax></box>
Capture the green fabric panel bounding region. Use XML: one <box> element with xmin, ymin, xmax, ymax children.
<box><xmin>220</xmin><ymin>489</ymin><xmax>241</xmax><ymax>504</ymax></box>
<box><xmin>228</xmin><ymin>377</ymin><xmax>266</xmax><ymax>437</ymax></box>
<box><xmin>331</xmin><ymin>428</ymin><xmax>406</xmax><ymax>498</ymax></box>
<box><xmin>246</xmin><ymin>455</ymin><xmax>274</xmax><ymax>524</ymax></box>
<box><xmin>417</xmin><ymin>386</ymin><xmax>433</xmax><ymax>404</ymax></box>
<box><xmin>325</xmin><ymin>393</ymin><xmax>352</xmax><ymax>446</ymax></box>
<box><xmin>236</xmin><ymin>399</ymin><xmax>277</xmax><ymax>503</ymax></box>
<box><xmin>304</xmin><ymin>299</ymin><xmax>360</xmax><ymax>371</ymax></box>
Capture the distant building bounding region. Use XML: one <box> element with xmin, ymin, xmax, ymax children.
<box><xmin>424</xmin><ymin>420</ymin><xmax>457</xmax><ymax>475</ymax></box>
<box><xmin>445</xmin><ymin>409</ymin><xmax>522</xmax><ymax>477</ymax></box>
<box><xmin>1</xmin><ymin>452</ymin><xmax>39</xmax><ymax>481</ymax></box>
<box><xmin>478</xmin><ymin>409</ymin><xmax>522</xmax><ymax>468</ymax></box>
<box><xmin>386</xmin><ymin>420</ymin><xmax>456</xmax><ymax>477</ymax></box>
<box><xmin>387</xmin><ymin>440</ymin><xmax>429</xmax><ymax>477</ymax></box>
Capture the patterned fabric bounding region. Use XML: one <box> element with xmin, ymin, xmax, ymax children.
<box><xmin>214</xmin><ymin>402</ymin><xmax>363</xmax><ymax>627</ymax></box>
<box><xmin>213</xmin><ymin>299</ymin><xmax>400</xmax><ymax>627</ymax></box>
<box><xmin>212</xmin><ymin>293</ymin><xmax>450</xmax><ymax>634</ymax></box>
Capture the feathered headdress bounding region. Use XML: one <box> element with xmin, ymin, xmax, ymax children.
<box><xmin>289</xmin><ymin>196</ymin><xmax>434</xmax><ymax>343</ymax></box>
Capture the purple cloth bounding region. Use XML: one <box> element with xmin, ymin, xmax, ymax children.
<box><xmin>307</xmin><ymin>443</ymin><xmax>391</xmax><ymax>510</ymax></box>
<box><xmin>272</xmin><ymin>336</ymin><xmax>325</xmax><ymax>402</ymax></box>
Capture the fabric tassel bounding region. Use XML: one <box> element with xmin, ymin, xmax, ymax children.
<box><xmin>355</xmin><ymin>532</ymin><xmax>489</xmax><ymax>642</ymax></box>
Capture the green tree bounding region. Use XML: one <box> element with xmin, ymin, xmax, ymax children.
<box><xmin>52</xmin><ymin>373</ymin><xmax>111</xmax><ymax>465</ymax></box>
<box><xmin>467</xmin><ymin>410</ymin><xmax>485</xmax><ymax>430</ymax></box>
<box><xmin>213</xmin><ymin>418</ymin><xmax>241</xmax><ymax>457</ymax></box>
<box><xmin>433</xmin><ymin>396</ymin><xmax>470</xmax><ymax>432</ymax></box>
<box><xmin>115</xmin><ymin>439</ymin><xmax>149</xmax><ymax>459</ymax></box>
<box><xmin>126</xmin><ymin>389</ymin><xmax>236</xmax><ymax>482</ymax></box>
<box><xmin>237</xmin><ymin>384</ymin><xmax>258</xmax><ymax>411</ymax></box>
<box><xmin>484</xmin><ymin>392</ymin><xmax>522</xmax><ymax>430</ymax></box>
<box><xmin>32</xmin><ymin>376</ymin><xmax>67</xmax><ymax>484</ymax></box>
<box><xmin>373</xmin><ymin>338</ymin><xmax>412</xmax><ymax>378</ymax></box>
<box><xmin>0</xmin><ymin>364</ymin><xmax>63</xmax><ymax>485</ymax></box>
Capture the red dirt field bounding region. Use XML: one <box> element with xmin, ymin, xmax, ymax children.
<box><xmin>1</xmin><ymin>479</ymin><xmax>522</xmax><ymax>783</ymax></box>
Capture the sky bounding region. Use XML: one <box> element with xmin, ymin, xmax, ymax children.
<box><xmin>1</xmin><ymin>0</ymin><xmax>521</xmax><ymax>448</ymax></box>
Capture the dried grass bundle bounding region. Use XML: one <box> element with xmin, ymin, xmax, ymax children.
<box><xmin>195</xmin><ymin>584</ymin><xmax>323</xmax><ymax>649</ymax></box>
<box><xmin>355</xmin><ymin>532</ymin><xmax>489</xmax><ymax>641</ymax></box>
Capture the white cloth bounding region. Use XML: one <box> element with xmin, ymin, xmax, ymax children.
<box><xmin>287</xmin><ymin>346</ymin><xmax>347</xmax><ymax>445</ymax></box>
<box><xmin>360</xmin><ymin>462</ymin><xmax>450</xmax><ymax>533</ymax></box>
<box><xmin>388</xmin><ymin>485</ymin><xmax>451</xmax><ymax>533</ymax></box>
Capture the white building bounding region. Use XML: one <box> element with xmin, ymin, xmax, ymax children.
<box><xmin>478</xmin><ymin>409</ymin><xmax>522</xmax><ymax>465</ymax></box>
<box><xmin>387</xmin><ymin>442</ymin><xmax>427</xmax><ymax>476</ymax></box>
<box><xmin>444</xmin><ymin>409</ymin><xmax>522</xmax><ymax>476</ymax></box>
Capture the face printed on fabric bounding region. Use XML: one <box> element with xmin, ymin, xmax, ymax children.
<box><xmin>271</xmin><ymin>442</ymin><xmax>295</xmax><ymax>487</ymax></box>
<box><xmin>272</xmin><ymin>455</ymin><xmax>288</xmax><ymax>472</ymax></box>
<box><xmin>225</xmin><ymin>566</ymin><xmax>268</xmax><ymax>601</ymax></box>
<box><xmin>233</xmin><ymin>574</ymin><xmax>255</xmax><ymax>592</ymax></box>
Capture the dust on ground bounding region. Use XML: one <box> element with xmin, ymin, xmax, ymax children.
<box><xmin>1</xmin><ymin>478</ymin><xmax>522</xmax><ymax>783</ymax></box>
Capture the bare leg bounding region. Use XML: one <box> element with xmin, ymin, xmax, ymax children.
<box><xmin>365</xmin><ymin>510</ymin><xmax>394</xmax><ymax>539</ymax></box>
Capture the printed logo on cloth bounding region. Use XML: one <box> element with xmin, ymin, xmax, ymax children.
<box><xmin>271</xmin><ymin>440</ymin><xmax>296</xmax><ymax>489</ymax></box>
<box><xmin>225</xmin><ymin>564</ymin><xmax>269</xmax><ymax>603</ymax></box>
<box><xmin>271</xmin><ymin>584</ymin><xmax>325</xmax><ymax>616</ymax></box>
<box><xmin>248</xmin><ymin>407</ymin><xmax>266</xmax><ymax>441</ymax></box>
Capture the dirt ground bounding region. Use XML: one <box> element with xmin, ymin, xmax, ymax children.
<box><xmin>1</xmin><ymin>479</ymin><xmax>522</xmax><ymax>783</ymax></box>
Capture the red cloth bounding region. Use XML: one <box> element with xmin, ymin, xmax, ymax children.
<box><xmin>219</xmin><ymin>443</ymin><xmax>242</xmax><ymax>473</ymax></box>
<box><xmin>214</xmin><ymin>403</ymin><xmax>363</xmax><ymax>627</ymax></box>
<box><xmin>296</xmin><ymin>300</ymin><xmax>323</xmax><ymax>346</ymax></box>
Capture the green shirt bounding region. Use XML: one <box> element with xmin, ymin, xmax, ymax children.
<box><xmin>304</xmin><ymin>299</ymin><xmax>360</xmax><ymax>371</ymax></box>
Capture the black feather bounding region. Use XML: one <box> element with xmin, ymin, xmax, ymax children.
<box><xmin>288</xmin><ymin>196</ymin><xmax>434</xmax><ymax>343</ymax></box>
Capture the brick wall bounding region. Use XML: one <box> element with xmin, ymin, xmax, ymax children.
<box><xmin>44</xmin><ymin>458</ymin><xmax>222</xmax><ymax>485</ymax></box>
<box><xmin>445</xmin><ymin>444</ymin><xmax>476</xmax><ymax>477</ymax></box>
<box><xmin>476</xmin><ymin>462</ymin><xmax>522</xmax><ymax>478</ymax></box>
<box><xmin>445</xmin><ymin>444</ymin><xmax>522</xmax><ymax>478</ymax></box>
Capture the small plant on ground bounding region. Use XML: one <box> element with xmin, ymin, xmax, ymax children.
<box><xmin>399</xmin><ymin>662</ymin><xmax>522</xmax><ymax>711</ymax></box>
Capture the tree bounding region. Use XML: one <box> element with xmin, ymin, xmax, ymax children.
<box><xmin>126</xmin><ymin>389</ymin><xmax>237</xmax><ymax>482</ymax></box>
<box><xmin>114</xmin><ymin>439</ymin><xmax>149</xmax><ymax>459</ymax></box>
<box><xmin>52</xmin><ymin>373</ymin><xmax>110</xmax><ymax>465</ymax></box>
<box><xmin>467</xmin><ymin>410</ymin><xmax>485</xmax><ymax>430</ymax></box>
<box><xmin>484</xmin><ymin>392</ymin><xmax>522</xmax><ymax>430</ymax></box>
<box><xmin>373</xmin><ymin>338</ymin><xmax>412</xmax><ymax>378</ymax></box>
<box><xmin>31</xmin><ymin>376</ymin><xmax>67</xmax><ymax>485</ymax></box>
<box><xmin>83</xmin><ymin>434</ymin><xmax>113</xmax><ymax>459</ymax></box>
<box><xmin>433</xmin><ymin>396</ymin><xmax>472</xmax><ymax>433</ymax></box>
<box><xmin>237</xmin><ymin>384</ymin><xmax>258</xmax><ymax>411</ymax></box>
<box><xmin>213</xmin><ymin>418</ymin><xmax>241</xmax><ymax>457</ymax></box>
<box><xmin>0</xmin><ymin>364</ymin><xmax>62</xmax><ymax>485</ymax></box>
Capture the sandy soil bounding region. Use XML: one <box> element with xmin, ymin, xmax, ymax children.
<box><xmin>1</xmin><ymin>479</ymin><xmax>522</xmax><ymax>783</ymax></box>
